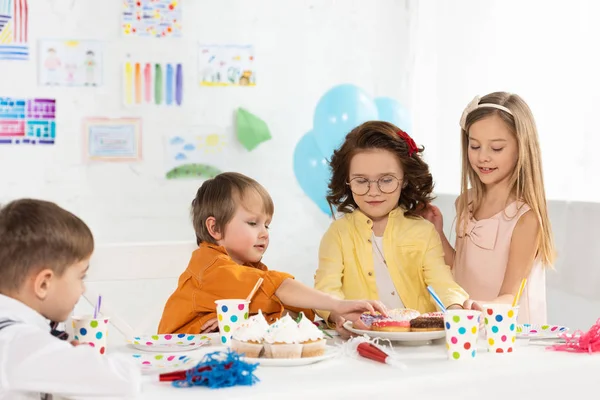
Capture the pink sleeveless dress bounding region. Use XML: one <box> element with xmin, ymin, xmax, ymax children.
<box><xmin>453</xmin><ymin>201</ymin><xmax>547</xmax><ymax>325</ymax></box>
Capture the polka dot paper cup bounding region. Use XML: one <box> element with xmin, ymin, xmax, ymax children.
<box><xmin>72</xmin><ymin>315</ymin><xmax>110</xmax><ymax>355</ymax></box>
<box><xmin>443</xmin><ymin>309</ymin><xmax>481</xmax><ymax>360</ymax></box>
<box><xmin>483</xmin><ymin>304</ymin><xmax>519</xmax><ymax>354</ymax></box>
<box><xmin>215</xmin><ymin>299</ymin><xmax>249</xmax><ymax>346</ymax></box>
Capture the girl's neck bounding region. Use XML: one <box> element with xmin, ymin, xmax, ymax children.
<box><xmin>371</xmin><ymin>215</ymin><xmax>388</xmax><ymax>237</ymax></box>
<box><xmin>483</xmin><ymin>179</ymin><xmax>514</xmax><ymax>204</ymax></box>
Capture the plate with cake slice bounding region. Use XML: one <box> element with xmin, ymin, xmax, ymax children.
<box><xmin>343</xmin><ymin>309</ymin><xmax>446</xmax><ymax>342</ymax></box>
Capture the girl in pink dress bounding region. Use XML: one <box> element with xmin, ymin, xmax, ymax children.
<box><xmin>422</xmin><ymin>92</ymin><xmax>555</xmax><ymax>324</ymax></box>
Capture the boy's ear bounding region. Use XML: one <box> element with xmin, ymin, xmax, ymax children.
<box><xmin>205</xmin><ymin>216</ymin><xmax>223</xmax><ymax>241</ymax></box>
<box><xmin>32</xmin><ymin>268</ymin><xmax>54</xmax><ymax>300</ymax></box>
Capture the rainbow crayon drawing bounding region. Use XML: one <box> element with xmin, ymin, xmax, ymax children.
<box><xmin>124</xmin><ymin>61</ymin><xmax>183</xmax><ymax>107</ymax></box>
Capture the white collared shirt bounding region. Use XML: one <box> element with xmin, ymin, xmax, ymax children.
<box><xmin>372</xmin><ymin>234</ymin><xmax>405</xmax><ymax>309</ymax></box>
<box><xmin>0</xmin><ymin>294</ymin><xmax>141</xmax><ymax>400</ymax></box>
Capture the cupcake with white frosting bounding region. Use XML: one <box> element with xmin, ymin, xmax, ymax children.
<box><xmin>263</xmin><ymin>315</ymin><xmax>302</xmax><ymax>359</ymax></box>
<box><xmin>296</xmin><ymin>312</ymin><xmax>326</xmax><ymax>358</ymax></box>
<box><xmin>231</xmin><ymin>310</ymin><xmax>269</xmax><ymax>358</ymax></box>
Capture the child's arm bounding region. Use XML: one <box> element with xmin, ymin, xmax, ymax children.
<box><xmin>494</xmin><ymin>210</ymin><xmax>540</xmax><ymax>304</ymax></box>
<box><xmin>422</xmin><ymin>224</ymin><xmax>469</xmax><ymax>309</ymax></box>
<box><xmin>197</xmin><ymin>263</ymin><xmax>384</xmax><ymax>324</ymax></box>
<box><xmin>5</xmin><ymin>330</ymin><xmax>140</xmax><ymax>398</ymax></box>
<box><xmin>275</xmin><ymin>279</ymin><xmax>384</xmax><ymax>322</ymax></box>
<box><xmin>314</xmin><ymin>226</ymin><xmax>346</xmax><ymax>324</ymax></box>
<box><xmin>421</xmin><ymin>204</ymin><xmax>456</xmax><ymax>268</ymax></box>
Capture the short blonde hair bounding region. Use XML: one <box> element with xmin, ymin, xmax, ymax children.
<box><xmin>191</xmin><ymin>172</ymin><xmax>274</xmax><ymax>244</ymax></box>
<box><xmin>0</xmin><ymin>199</ymin><xmax>94</xmax><ymax>292</ymax></box>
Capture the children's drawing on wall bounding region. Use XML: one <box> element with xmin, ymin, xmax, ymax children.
<box><xmin>198</xmin><ymin>45</ymin><xmax>255</xmax><ymax>87</ymax></box>
<box><xmin>122</xmin><ymin>0</ymin><xmax>182</xmax><ymax>38</ymax></box>
<box><xmin>0</xmin><ymin>0</ymin><xmax>29</xmax><ymax>60</ymax></box>
<box><xmin>165</xmin><ymin>127</ymin><xmax>233</xmax><ymax>179</ymax></box>
<box><xmin>0</xmin><ymin>97</ymin><xmax>56</xmax><ymax>145</ymax></box>
<box><xmin>83</xmin><ymin>118</ymin><xmax>142</xmax><ymax>162</ymax></box>
<box><xmin>38</xmin><ymin>40</ymin><xmax>103</xmax><ymax>87</ymax></box>
<box><xmin>123</xmin><ymin>60</ymin><xmax>183</xmax><ymax>107</ymax></box>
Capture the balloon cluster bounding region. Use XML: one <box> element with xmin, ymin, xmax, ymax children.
<box><xmin>293</xmin><ymin>84</ymin><xmax>411</xmax><ymax>215</ymax></box>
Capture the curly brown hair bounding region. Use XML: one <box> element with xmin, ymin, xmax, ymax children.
<box><xmin>327</xmin><ymin>121</ymin><xmax>434</xmax><ymax>218</ymax></box>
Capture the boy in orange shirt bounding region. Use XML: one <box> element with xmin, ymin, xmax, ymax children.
<box><xmin>158</xmin><ymin>172</ymin><xmax>385</xmax><ymax>334</ymax></box>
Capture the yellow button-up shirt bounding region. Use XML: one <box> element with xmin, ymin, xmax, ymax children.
<box><xmin>315</xmin><ymin>208</ymin><xmax>469</xmax><ymax>322</ymax></box>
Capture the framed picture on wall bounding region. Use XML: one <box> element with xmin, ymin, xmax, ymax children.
<box><xmin>83</xmin><ymin>117</ymin><xmax>142</xmax><ymax>162</ymax></box>
<box><xmin>38</xmin><ymin>39</ymin><xmax>103</xmax><ymax>87</ymax></box>
<box><xmin>197</xmin><ymin>44</ymin><xmax>256</xmax><ymax>87</ymax></box>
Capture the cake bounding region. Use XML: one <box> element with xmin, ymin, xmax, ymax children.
<box><xmin>371</xmin><ymin>318</ymin><xmax>411</xmax><ymax>332</ymax></box>
<box><xmin>355</xmin><ymin>311</ymin><xmax>387</xmax><ymax>329</ymax></box>
<box><xmin>230</xmin><ymin>310</ymin><xmax>269</xmax><ymax>358</ymax></box>
<box><xmin>370</xmin><ymin>308</ymin><xmax>420</xmax><ymax>332</ymax></box>
<box><xmin>409</xmin><ymin>311</ymin><xmax>445</xmax><ymax>332</ymax></box>
<box><xmin>263</xmin><ymin>315</ymin><xmax>302</xmax><ymax>359</ymax></box>
<box><xmin>296</xmin><ymin>312</ymin><xmax>326</xmax><ymax>358</ymax></box>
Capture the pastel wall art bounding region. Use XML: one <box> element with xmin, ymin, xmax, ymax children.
<box><xmin>38</xmin><ymin>39</ymin><xmax>103</xmax><ymax>87</ymax></box>
<box><xmin>198</xmin><ymin>44</ymin><xmax>255</xmax><ymax>87</ymax></box>
<box><xmin>123</xmin><ymin>61</ymin><xmax>183</xmax><ymax>107</ymax></box>
<box><xmin>0</xmin><ymin>97</ymin><xmax>56</xmax><ymax>145</ymax></box>
<box><xmin>0</xmin><ymin>0</ymin><xmax>29</xmax><ymax>60</ymax></box>
<box><xmin>122</xmin><ymin>0</ymin><xmax>182</xmax><ymax>38</ymax></box>
<box><xmin>83</xmin><ymin>117</ymin><xmax>142</xmax><ymax>162</ymax></box>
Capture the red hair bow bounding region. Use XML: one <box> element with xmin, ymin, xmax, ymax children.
<box><xmin>397</xmin><ymin>129</ymin><xmax>418</xmax><ymax>157</ymax></box>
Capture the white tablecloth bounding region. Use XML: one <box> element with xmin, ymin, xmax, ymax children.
<box><xmin>119</xmin><ymin>337</ymin><xmax>600</xmax><ymax>400</ymax></box>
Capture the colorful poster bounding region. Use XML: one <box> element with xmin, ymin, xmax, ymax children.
<box><xmin>0</xmin><ymin>97</ymin><xmax>56</xmax><ymax>145</ymax></box>
<box><xmin>122</xmin><ymin>0</ymin><xmax>181</xmax><ymax>38</ymax></box>
<box><xmin>0</xmin><ymin>0</ymin><xmax>28</xmax><ymax>60</ymax></box>
<box><xmin>198</xmin><ymin>45</ymin><xmax>255</xmax><ymax>87</ymax></box>
<box><xmin>83</xmin><ymin>118</ymin><xmax>142</xmax><ymax>162</ymax></box>
<box><xmin>38</xmin><ymin>40</ymin><xmax>103</xmax><ymax>87</ymax></box>
<box><xmin>165</xmin><ymin>127</ymin><xmax>232</xmax><ymax>179</ymax></box>
<box><xmin>123</xmin><ymin>61</ymin><xmax>183</xmax><ymax>106</ymax></box>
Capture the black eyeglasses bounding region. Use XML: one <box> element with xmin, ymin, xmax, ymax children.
<box><xmin>346</xmin><ymin>175</ymin><xmax>402</xmax><ymax>195</ymax></box>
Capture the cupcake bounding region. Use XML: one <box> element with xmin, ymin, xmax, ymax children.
<box><xmin>230</xmin><ymin>310</ymin><xmax>269</xmax><ymax>358</ymax></box>
<box><xmin>296</xmin><ymin>312</ymin><xmax>326</xmax><ymax>358</ymax></box>
<box><xmin>263</xmin><ymin>315</ymin><xmax>302</xmax><ymax>359</ymax></box>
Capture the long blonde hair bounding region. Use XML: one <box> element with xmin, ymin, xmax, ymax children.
<box><xmin>456</xmin><ymin>92</ymin><xmax>555</xmax><ymax>266</ymax></box>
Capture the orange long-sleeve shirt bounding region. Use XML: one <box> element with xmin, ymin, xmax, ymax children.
<box><xmin>158</xmin><ymin>242</ymin><xmax>315</xmax><ymax>334</ymax></box>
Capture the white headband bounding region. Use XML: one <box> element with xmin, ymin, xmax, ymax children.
<box><xmin>459</xmin><ymin>95</ymin><xmax>513</xmax><ymax>130</ymax></box>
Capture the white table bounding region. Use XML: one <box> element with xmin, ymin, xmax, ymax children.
<box><xmin>119</xmin><ymin>337</ymin><xmax>600</xmax><ymax>399</ymax></box>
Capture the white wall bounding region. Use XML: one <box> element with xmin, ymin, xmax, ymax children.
<box><xmin>2</xmin><ymin>1</ymin><xmax>599</xmax><ymax>337</ymax></box>
<box><xmin>413</xmin><ymin>0</ymin><xmax>600</xmax><ymax>202</ymax></box>
<box><xmin>0</xmin><ymin>0</ymin><xmax>414</xmax><ymax>285</ymax></box>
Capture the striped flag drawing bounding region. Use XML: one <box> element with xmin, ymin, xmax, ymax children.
<box><xmin>0</xmin><ymin>0</ymin><xmax>28</xmax><ymax>60</ymax></box>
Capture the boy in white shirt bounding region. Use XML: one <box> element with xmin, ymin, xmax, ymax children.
<box><xmin>0</xmin><ymin>199</ymin><xmax>141</xmax><ymax>400</ymax></box>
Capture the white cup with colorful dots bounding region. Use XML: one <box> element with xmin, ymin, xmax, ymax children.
<box><xmin>443</xmin><ymin>309</ymin><xmax>481</xmax><ymax>360</ymax></box>
<box><xmin>483</xmin><ymin>304</ymin><xmax>519</xmax><ymax>354</ymax></box>
<box><xmin>72</xmin><ymin>315</ymin><xmax>110</xmax><ymax>355</ymax></box>
<box><xmin>214</xmin><ymin>299</ymin><xmax>249</xmax><ymax>346</ymax></box>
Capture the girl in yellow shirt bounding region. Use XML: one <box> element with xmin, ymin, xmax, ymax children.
<box><xmin>315</xmin><ymin>121</ymin><xmax>475</xmax><ymax>336</ymax></box>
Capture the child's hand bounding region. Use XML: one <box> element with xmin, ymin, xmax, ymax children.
<box><xmin>70</xmin><ymin>340</ymin><xmax>81</xmax><ymax>346</ymax></box>
<box><xmin>463</xmin><ymin>299</ymin><xmax>482</xmax><ymax>311</ymax></box>
<box><xmin>333</xmin><ymin>299</ymin><xmax>387</xmax><ymax>323</ymax></box>
<box><xmin>200</xmin><ymin>318</ymin><xmax>219</xmax><ymax>333</ymax></box>
<box><xmin>420</xmin><ymin>204</ymin><xmax>444</xmax><ymax>234</ymax></box>
<box><xmin>328</xmin><ymin>314</ymin><xmax>355</xmax><ymax>340</ymax></box>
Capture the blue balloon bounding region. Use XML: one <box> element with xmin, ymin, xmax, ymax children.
<box><xmin>293</xmin><ymin>132</ymin><xmax>331</xmax><ymax>215</ymax></box>
<box><xmin>313</xmin><ymin>84</ymin><xmax>378</xmax><ymax>158</ymax></box>
<box><xmin>374</xmin><ymin>97</ymin><xmax>412</xmax><ymax>133</ymax></box>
